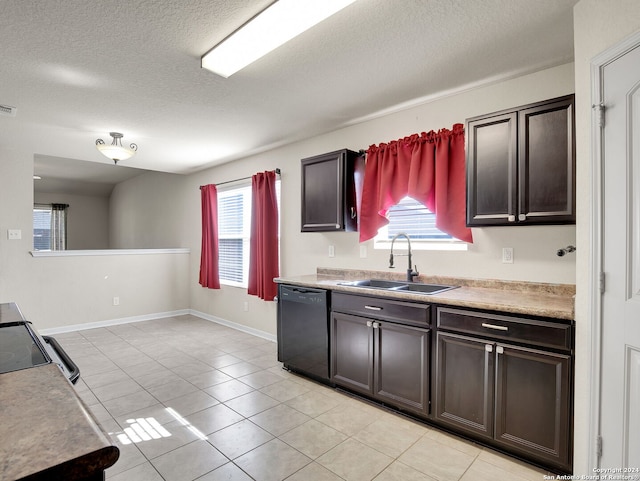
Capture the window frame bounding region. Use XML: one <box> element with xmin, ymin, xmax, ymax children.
<box><xmin>216</xmin><ymin>180</ymin><xmax>281</xmax><ymax>288</ymax></box>
<box><xmin>217</xmin><ymin>184</ymin><xmax>252</xmax><ymax>288</ymax></box>
<box><xmin>33</xmin><ymin>203</ymin><xmax>68</xmax><ymax>251</ymax></box>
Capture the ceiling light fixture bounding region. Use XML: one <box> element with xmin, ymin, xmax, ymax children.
<box><xmin>95</xmin><ymin>132</ymin><xmax>138</xmax><ymax>164</ymax></box>
<box><xmin>201</xmin><ymin>0</ymin><xmax>357</xmax><ymax>78</ymax></box>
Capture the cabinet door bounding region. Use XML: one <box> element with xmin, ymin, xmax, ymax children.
<box><xmin>518</xmin><ymin>96</ymin><xmax>575</xmax><ymax>224</ymax></box>
<box><xmin>374</xmin><ymin>322</ymin><xmax>429</xmax><ymax>415</ymax></box>
<box><xmin>301</xmin><ymin>149</ymin><xmax>359</xmax><ymax>232</ymax></box>
<box><xmin>434</xmin><ymin>332</ymin><xmax>494</xmax><ymax>439</ymax></box>
<box><xmin>466</xmin><ymin>112</ymin><xmax>518</xmax><ymax>226</ymax></box>
<box><xmin>330</xmin><ymin>312</ymin><xmax>373</xmax><ymax>395</ymax></box>
<box><xmin>494</xmin><ymin>343</ymin><xmax>572</xmax><ymax>471</ymax></box>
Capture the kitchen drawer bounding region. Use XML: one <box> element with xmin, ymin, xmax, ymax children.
<box><xmin>332</xmin><ymin>292</ymin><xmax>430</xmax><ymax>326</ymax></box>
<box><xmin>436</xmin><ymin>307</ymin><xmax>571</xmax><ymax>351</ymax></box>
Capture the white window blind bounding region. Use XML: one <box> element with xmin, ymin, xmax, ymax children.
<box><xmin>385</xmin><ymin>196</ymin><xmax>451</xmax><ymax>240</ymax></box>
<box><xmin>218</xmin><ymin>185</ymin><xmax>251</xmax><ymax>286</ymax></box>
<box><xmin>33</xmin><ymin>203</ymin><xmax>68</xmax><ymax>251</ymax></box>
<box><xmin>374</xmin><ymin>196</ymin><xmax>466</xmax><ymax>251</ymax></box>
<box><xmin>217</xmin><ymin>180</ymin><xmax>281</xmax><ymax>287</ymax></box>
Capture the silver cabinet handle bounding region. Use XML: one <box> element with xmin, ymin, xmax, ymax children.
<box><xmin>518</xmin><ymin>214</ymin><xmax>527</xmax><ymax>221</ymax></box>
<box><xmin>364</xmin><ymin>305</ymin><xmax>382</xmax><ymax>311</ymax></box>
<box><xmin>481</xmin><ymin>322</ymin><xmax>508</xmax><ymax>331</ymax></box>
<box><xmin>372</xmin><ymin>322</ymin><xmax>380</xmax><ymax>329</ymax></box>
<box><xmin>508</xmin><ymin>215</ymin><xmax>516</xmax><ymax>222</ymax></box>
<box><xmin>485</xmin><ymin>344</ymin><xmax>493</xmax><ymax>352</ymax></box>
<box><xmin>366</xmin><ymin>320</ymin><xmax>373</xmax><ymax>327</ymax></box>
<box><xmin>496</xmin><ymin>346</ymin><xmax>504</xmax><ymax>354</ymax></box>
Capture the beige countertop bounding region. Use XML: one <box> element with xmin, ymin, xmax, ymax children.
<box><xmin>0</xmin><ymin>364</ymin><xmax>119</xmax><ymax>481</ymax></box>
<box><xmin>275</xmin><ymin>268</ymin><xmax>575</xmax><ymax>321</ymax></box>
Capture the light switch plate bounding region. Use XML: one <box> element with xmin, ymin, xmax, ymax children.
<box><xmin>360</xmin><ymin>245</ymin><xmax>367</xmax><ymax>258</ymax></box>
<box><xmin>328</xmin><ymin>245</ymin><xmax>335</xmax><ymax>257</ymax></box>
<box><xmin>502</xmin><ymin>247</ymin><xmax>514</xmax><ymax>264</ymax></box>
<box><xmin>8</xmin><ymin>229</ymin><xmax>21</xmax><ymax>240</ymax></box>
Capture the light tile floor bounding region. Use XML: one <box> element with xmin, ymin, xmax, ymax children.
<box><xmin>55</xmin><ymin>315</ymin><xmax>553</xmax><ymax>481</ymax></box>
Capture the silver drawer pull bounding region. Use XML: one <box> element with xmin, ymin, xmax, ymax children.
<box><xmin>366</xmin><ymin>320</ymin><xmax>373</xmax><ymax>327</ymax></box>
<box><xmin>481</xmin><ymin>323</ymin><xmax>508</xmax><ymax>331</ymax></box>
<box><xmin>364</xmin><ymin>305</ymin><xmax>383</xmax><ymax>311</ymax></box>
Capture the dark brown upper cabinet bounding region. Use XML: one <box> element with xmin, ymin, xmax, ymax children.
<box><xmin>301</xmin><ymin>149</ymin><xmax>363</xmax><ymax>232</ymax></box>
<box><xmin>466</xmin><ymin>95</ymin><xmax>575</xmax><ymax>226</ymax></box>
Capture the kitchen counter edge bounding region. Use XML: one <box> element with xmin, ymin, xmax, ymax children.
<box><xmin>0</xmin><ymin>364</ymin><xmax>119</xmax><ymax>480</ymax></box>
<box><xmin>275</xmin><ymin>274</ymin><xmax>575</xmax><ymax>321</ymax></box>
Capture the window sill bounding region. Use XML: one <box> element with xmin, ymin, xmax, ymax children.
<box><xmin>220</xmin><ymin>280</ymin><xmax>248</xmax><ymax>289</ymax></box>
<box><xmin>373</xmin><ymin>241</ymin><xmax>468</xmax><ymax>252</ymax></box>
<box><xmin>30</xmin><ymin>248</ymin><xmax>190</xmax><ymax>257</ymax></box>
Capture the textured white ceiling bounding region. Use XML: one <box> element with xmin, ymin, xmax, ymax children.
<box><xmin>1</xmin><ymin>0</ymin><xmax>577</xmax><ymax>179</ymax></box>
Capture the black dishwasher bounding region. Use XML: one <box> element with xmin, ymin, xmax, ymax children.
<box><xmin>277</xmin><ymin>284</ymin><xmax>331</xmax><ymax>385</ymax></box>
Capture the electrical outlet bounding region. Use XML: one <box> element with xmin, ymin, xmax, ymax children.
<box><xmin>502</xmin><ymin>247</ymin><xmax>514</xmax><ymax>264</ymax></box>
<box><xmin>328</xmin><ymin>245</ymin><xmax>335</xmax><ymax>257</ymax></box>
<box><xmin>243</xmin><ymin>301</ymin><xmax>249</xmax><ymax>312</ymax></box>
<box><xmin>360</xmin><ymin>245</ymin><xmax>367</xmax><ymax>258</ymax></box>
<box><xmin>112</xmin><ymin>296</ymin><xmax>120</xmax><ymax>306</ymax></box>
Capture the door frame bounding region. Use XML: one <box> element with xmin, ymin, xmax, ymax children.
<box><xmin>589</xmin><ymin>29</ymin><xmax>640</xmax><ymax>470</ymax></box>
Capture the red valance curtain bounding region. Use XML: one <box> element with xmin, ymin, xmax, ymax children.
<box><xmin>359</xmin><ymin>123</ymin><xmax>473</xmax><ymax>244</ymax></box>
<box><xmin>199</xmin><ymin>184</ymin><xmax>221</xmax><ymax>289</ymax></box>
<box><xmin>248</xmin><ymin>171</ymin><xmax>279</xmax><ymax>300</ymax></box>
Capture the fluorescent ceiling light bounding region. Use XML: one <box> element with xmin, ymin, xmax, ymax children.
<box><xmin>201</xmin><ymin>0</ymin><xmax>356</xmax><ymax>78</ymax></box>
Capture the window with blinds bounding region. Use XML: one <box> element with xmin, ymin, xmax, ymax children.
<box><xmin>374</xmin><ymin>196</ymin><xmax>466</xmax><ymax>250</ymax></box>
<box><xmin>218</xmin><ymin>186</ymin><xmax>251</xmax><ymax>286</ymax></box>
<box><xmin>217</xmin><ymin>181</ymin><xmax>280</xmax><ymax>287</ymax></box>
<box><xmin>33</xmin><ymin>203</ymin><xmax>68</xmax><ymax>251</ymax></box>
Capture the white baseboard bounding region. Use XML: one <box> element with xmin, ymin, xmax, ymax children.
<box><xmin>39</xmin><ymin>309</ymin><xmax>277</xmax><ymax>344</ymax></box>
<box><xmin>189</xmin><ymin>309</ymin><xmax>277</xmax><ymax>343</ymax></box>
<box><xmin>39</xmin><ymin>309</ymin><xmax>191</xmax><ymax>335</ymax></box>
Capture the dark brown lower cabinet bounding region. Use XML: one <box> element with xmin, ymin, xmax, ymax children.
<box><xmin>435</xmin><ymin>332</ymin><xmax>494</xmax><ymax>439</ymax></box>
<box><xmin>331</xmin><ymin>312</ymin><xmax>429</xmax><ymax>415</ymax></box>
<box><xmin>494</xmin><ymin>343</ymin><xmax>571</xmax><ymax>467</ymax></box>
<box><xmin>331</xmin><ymin>312</ymin><xmax>373</xmax><ymax>394</ymax></box>
<box><xmin>435</xmin><ymin>331</ymin><xmax>572</xmax><ymax>472</ymax></box>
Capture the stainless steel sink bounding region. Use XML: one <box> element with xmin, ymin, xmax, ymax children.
<box><xmin>338</xmin><ymin>279</ymin><xmax>407</xmax><ymax>289</ymax></box>
<box><xmin>393</xmin><ymin>283</ymin><xmax>458</xmax><ymax>295</ymax></box>
<box><xmin>337</xmin><ymin>279</ymin><xmax>458</xmax><ymax>295</ymax></box>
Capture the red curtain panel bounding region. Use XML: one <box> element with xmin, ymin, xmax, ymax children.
<box><xmin>359</xmin><ymin>123</ymin><xmax>473</xmax><ymax>243</ymax></box>
<box><xmin>199</xmin><ymin>184</ymin><xmax>221</xmax><ymax>289</ymax></box>
<box><xmin>248</xmin><ymin>171</ymin><xmax>280</xmax><ymax>300</ymax></box>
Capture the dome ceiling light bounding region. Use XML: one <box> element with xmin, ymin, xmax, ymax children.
<box><xmin>95</xmin><ymin>132</ymin><xmax>138</xmax><ymax>164</ymax></box>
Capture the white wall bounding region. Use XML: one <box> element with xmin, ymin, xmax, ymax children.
<box><xmin>109</xmin><ymin>171</ymin><xmax>192</xmax><ymax>249</ymax></box>
<box><xmin>34</xmin><ymin>191</ymin><xmax>110</xmax><ymax>250</ymax></box>
<box><xmin>109</xmin><ymin>63</ymin><xmax>577</xmax><ymax>338</ymax></box>
<box><xmin>0</xmin><ymin>147</ymin><xmax>191</xmax><ymax>330</ymax></box>
<box><xmin>573</xmin><ymin>0</ymin><xmax>640</xmax><ymax>475</ymax></box>
<box><xmin>0</xmin><ymin>147</ymin><xmax>35</xmax><ymax>311</ymax></box>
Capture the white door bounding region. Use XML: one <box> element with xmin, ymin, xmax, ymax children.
<box><xmin>600</xmin><ymin>40</ymin><xmax>640</xmax><ymax>469</ymax></box>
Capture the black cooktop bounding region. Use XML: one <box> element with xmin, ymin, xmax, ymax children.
<box><xmin>0</xmin><ymin>323</ymin><xmax>50</xmax><ymax>374</ymax></box>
